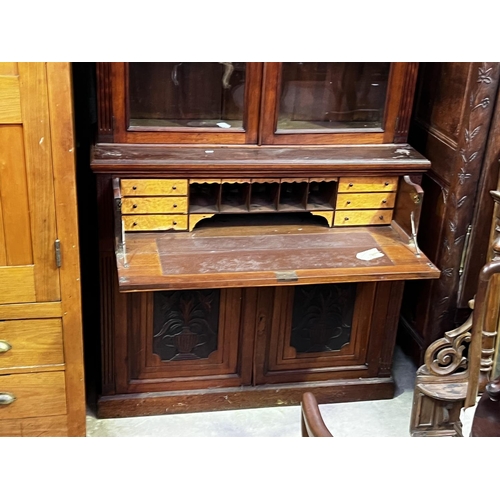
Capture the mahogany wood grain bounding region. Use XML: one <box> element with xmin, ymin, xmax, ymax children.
<box><xmin>301</xmin><ymin>392</ymin><xmax>333</xmax><ymax>437</ymax></box>
<box><xmin>115</xmin><ymin>223</ymin><xmax>438</xmax><ymax>292</ymax></box>
<box><xmin>260</xmin><ymin>63</ymin><xmax>414</xmax><ymax>145</ymax></box>
<box><xmin>401</xmin><ymin>62</ymin><xmax>500</xmax><ymax>363</ymax></box>
<box><xmin>110</xmin><ymin>63</ymin><xmax>263</xmax><ymax>145</ymax></box>
<box><xmin>46</xmin><ymin>62</ymin><xmax>86</xmax><ymax>436</ymax></box>
<box><xmin>97</xmin><ymin>376</ymin><xmax>395</xmax><ymax>417</ymax></box>
<box><xmin>92</xmin><ymin>144</ymin><xmax>430</xmax><ymax>172</ymax></box>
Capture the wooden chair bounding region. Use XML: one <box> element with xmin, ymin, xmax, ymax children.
<box><xmin>470</xmin><ymin>375</ymin><xmax>500</xmax><ymax>436</ymax></box>
<box><xmin>301</xmin><ymin>392</ymin><xmax>333</xmax><ymax>437</ymax></box>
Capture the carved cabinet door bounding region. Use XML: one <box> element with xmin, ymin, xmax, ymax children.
<box><xmin>253</xmin><ymin>282</ymin><xmax>391</xmax><ymax>384</ymax></box>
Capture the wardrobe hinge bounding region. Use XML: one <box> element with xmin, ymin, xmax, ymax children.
<box><xmin>458</xmin><ymin>225</ymin><xmax>473</xmax><ymax>277</ymax></box>
<box><xmin>55</xmin><ymin>239</ymin><xmax>62</xmax><ymax>268</ymax></box>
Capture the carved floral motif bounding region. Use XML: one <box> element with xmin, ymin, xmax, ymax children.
<box><xmin>431</xmin><ymin>63</ymin><xmax>499</xmax><ymax>328</ymax></box>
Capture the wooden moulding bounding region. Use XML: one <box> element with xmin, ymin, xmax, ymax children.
<box><xmin>97</xmin><ymin>377</ymin><xmax>395</xmax><ymax>418</ymax></box>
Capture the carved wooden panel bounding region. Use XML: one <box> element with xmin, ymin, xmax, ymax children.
<box><xmin>152</xmin><ymin>289</ymin><xmax>220</xmax><ymax>361</ymax></box>
<box><xmin>401</xmin><ymin>63</ymin><xmax>500</xmax><ymax>362</ymax></box>
<box><xmin>290</xmin><ymin>284</ymin><xmax>356</xmax><ymax>353</ymax></box>
<box><xmin>254</xmin><ymin>283</ymin><xmax>378</xmax><ymax>385</ymax></box>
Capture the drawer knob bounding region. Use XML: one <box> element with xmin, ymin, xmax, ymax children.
<box><xmin>348</xmin><ymin>183</ymin><xmax>353</xmax><ymax>187</ymax></box>
<box><xmin>132</xmin><ymin>186</ymin><xmax>137</xmax><ymax>190</ymax></box>
<box><xmin>382</xmin><ymin>199</ymin><xmax>387</xmax><ymax>204</ymax></box>
<box><xmin>0</xmin><ymin>393</ymin><xmax>16</xmax><ymax>405</ymax></box>
<box><xmin>379</xmin><ymin>216</ymin><xmax>384</xmax><ymax>220</ymax></box>
<box><xmin>344</xmin><ymin>217</ymin><xmax>349</xmax><ymax>221</ymax></box>
<box><xmin>172</xmin><ymin>186</ymin><xmax>177</xmax><ymax>190</ymax></box>
<box><xmin>0</xmin><ymin>340</ymin><xmax>12</xmax><ymax>353</ymax></box>
<box><xmin>173</xmin><ymin>204</ymin><xmax>177</xmax><ymax>208</ymax></box>
<box><xmin>173</xmin><ymin>221</ymin><xmax>177</xmax><ymax>225</ymax></box>
<box><xmin>384</xmin><ymin>181</ymin><xmax>389</xmax><ymax>186</ymax></box>
<box><xmin>133</xmin><ymin>204</ymin><xmax>138</xmax><ymax>209</ymax></box>
<box><xmin>132</xmin><ymin>222</ymin><xmax>137</xmax><ymax>226</ymax></box>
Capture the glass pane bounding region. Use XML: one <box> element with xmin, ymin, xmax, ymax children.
<box><xmin>290</xmin><ymin>283</ymin><xmax>356</xmax><ymax>353</ymax></box>
<box><xmin>277</xmin><ymin>62</ymin><xmax>390</xmax><ymax>131</ymax></box>
<box><xmin>152</xmin><ymin>289</ymin><xmax>220</xmax><ymax>361</ymax></box>
<box><xmin>128</xmin><ymin>62</ymin><xmax>246</xmax><ymax>130</ymax></box>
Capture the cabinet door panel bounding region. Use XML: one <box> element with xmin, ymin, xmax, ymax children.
<box><xmin>125</xmin><ymin>289</ymin><xmax>246</xmax><ymax>392</ymax></box>
<box><xmin>254</xmin><ymin>283</ymin><xmax>376</xmax><ymax>385</ymax></box>
<box><xmin>0</xmin><ymin>63</ymin><xmax>60</xmax><ymax>304</ymax></box>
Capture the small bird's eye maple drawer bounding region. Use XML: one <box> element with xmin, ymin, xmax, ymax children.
<box><xmin>122</xmin><ymin>215</ymin><xmax>188</xmax><ymax>231</ymax></box>
<box><xmin>334</xmin><ymin>209</ymin><xmax>393</xmax><ymax>226</ymax></box>
<box><xmin>0</xmin><ymin>371</ymin><xmax>67</xmax><ymax>420</ymax></box>
<box><xmin>121</xmin><ymin>197</ymin><xmax>188</xmax><ymax>214</ymax></box>
<box><xmin>336</xmin><ymin>192</ymin><xmax>397</xmax><ymax>210</ymax></box>
<box><xmin>120</xmin><ymin>179</ymin><xmax>188</xmax><ymax>196</ymax></box>
<box><xmin>338</xmin><ymin>177</ymin><xmax>398</xmax><ymax>192</ymax></box>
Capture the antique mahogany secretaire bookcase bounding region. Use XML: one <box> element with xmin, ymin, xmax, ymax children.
<box><xmin>91</xmin><ymin>62</ymin><xmax>439</xmax><ymax>417</ymax></box>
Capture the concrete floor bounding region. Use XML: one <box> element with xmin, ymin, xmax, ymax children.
<box><xmin>86</xmin><ymin>346</ymin><xmax>426</xmax><ymax>437</ymax></box>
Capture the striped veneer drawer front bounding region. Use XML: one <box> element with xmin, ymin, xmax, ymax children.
<box><xmin>121</xmin><ymin>197</ymin><xmax>188</xmax><ymax>214</ymax></box>
<box><xmin>123</xmin><ymin>215</ymin><xmax>188</xmax><ymax>231</ymax></box>
<box><xmin>334</xmin><ymin>209</ymin><xmax>393</xmax><ymax>226</ymax></box>
<box><xmin>121</xmin><ymin>179</ymin><xmax>188</xmax><ymax>196</ymax></box>
<box><xmin>338</xmin><ymin>177</ymin><xmax>398</xmax><ymax>193</ymax></box>
<box><xmin>336</xmin><ymin>192</ymin><xmax>397</xmax><ymax>210</ymax></box>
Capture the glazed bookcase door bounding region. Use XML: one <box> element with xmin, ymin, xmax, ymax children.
<box><xmin>260</xmin><ymin>62</ymin><xmax>415</xmax><ymax>145</ymax></box>
<box><xmin>108</xmin><ymin>62</ymin><xmax>263</xmax><ymax>145</ymax></box>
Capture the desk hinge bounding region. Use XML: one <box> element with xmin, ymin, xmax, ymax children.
<box><xmin>54</xmin><ymin>239</ymin><xmax>62</xmax><ymax>268</ymax></box>
<box><xmin>458</xmin><ymin>224</ymin><xmax>473</xmax><ymax>277</ymax></box>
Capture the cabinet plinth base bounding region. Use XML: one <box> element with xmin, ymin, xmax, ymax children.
<box><xmin>97</xmin><ymin>377</ymin><xmax>395</xmax><ymax>418</ymax></box>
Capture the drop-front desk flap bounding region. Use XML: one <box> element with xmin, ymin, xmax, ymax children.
<box><xmin>115</xmin><ymin>213</ymin><xmax>440</xmax><ymax>292</ymax></box>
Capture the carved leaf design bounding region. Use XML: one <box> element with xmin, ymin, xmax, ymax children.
<box><xmin>458</xmin><ymin>168</ymin><xmax>472</xmax><ymax>184</ymax></box>
<box><xmin>438</xmin><ymin>296</ymin><xmax>449</xmax><ymax>306</ymax></box>
<box><xmin>478</xmin><ymin>66</ymin><xmax>493</xmax><ymax>84</ymax></box>
<box><xmin>449</xmin><ymin>220</ymin><xmax>457</xmax><ymax>233</ymax></box>
<box><xmin>457</xmin><ymin>195</ymin><xmax>467</xmax><ymax>208</ymax></box>
<box><xmin>468</xmin><ymin>151</ymin><xmax>479</xmax><ymax>162</ymax></box>
<box><xmin>442</xmin><ymin>268</ymin><xmax>454</xmax><ymax>277</ymax></box>
<box><xmin>443</xmin><ymin>237</ymin><xmax>451</xmax><ymax>253</ymax></box>
<box><xmin>454</xmin><ymin>234</ymin><xmax>465</xmax><ymax>246</ymax></box>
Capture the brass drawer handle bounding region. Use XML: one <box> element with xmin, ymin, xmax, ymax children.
<box><xmin>0</xmin><ymin>393</ymin><xmax>16</xmax><ymax>405</ymax></box>
<box><xmin>0</xmin><ymin>340</ymin><xmax>12</xmax><ymax>353</ymax></box>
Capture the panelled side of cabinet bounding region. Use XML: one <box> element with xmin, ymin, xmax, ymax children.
<box><xmin>400</xmin><ymin>62</ymin><xmax>500</xmax><ymax>363</ymax></box>
<box><xmin>0</xmin><ymin>63</ymin><xmax>85</xmax><ymax>437</ymax></box>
